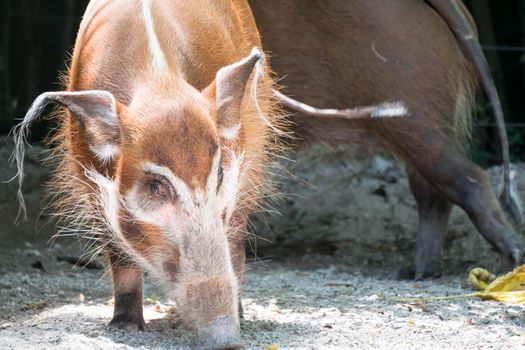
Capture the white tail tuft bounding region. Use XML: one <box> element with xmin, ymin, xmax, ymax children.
<box><xmin>370</xmin><ymin>102</ymin><xmax>408</xmax><ymax>118</ymax></box>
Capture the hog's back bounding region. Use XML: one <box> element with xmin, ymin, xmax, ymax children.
<box><xmin>70</xmin><ymin>0</ymin><xmax>261</xmax><ymax>98</ymax></box>
<box><xmin>250</xmin><ymin>0</ymin><xmax>476</xmax><ymax>143</ymax></box>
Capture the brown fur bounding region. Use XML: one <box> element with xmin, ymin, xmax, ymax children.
<box><xmin>47</xmin><ymin>0</ymin><xmax>283</xmax><ymax>263</ymax></box>
<box><xmin>250</xmin><ymin>0</ymin><xmax>525</xmax><ymax>277</ymax></box>
<box><xmin>34</xmin><ymin>0</ymin><xmax>286</xmax><ymax>344</ymax></box>
<box><xmin>250</xmin><ymin>0</ymin><xmax>476</xmax><ymax>146</ymax></box>
<box><xmin>118</xmin><ymin>211</ymin><xmax>167</xmax><ymax>260</ymax></box>
<box><xmin>51</xmin><ymin>0</ymin><xmax>285</xmax><ymax>232</ymax></box>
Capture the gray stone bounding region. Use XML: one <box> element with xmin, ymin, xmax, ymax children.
<box><xmin>252</xmin><ymin>144</ymin><xmax>525</xmax><ymax>274</ymax></box>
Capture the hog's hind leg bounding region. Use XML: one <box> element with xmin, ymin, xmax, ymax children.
<box><xmin>407</xmin><ymin>167</ymin><xmax>453</xmax><ymax>280</ymax></box>
<box><xmin>387</xmin><ymin>125</ymin><xmax>525</xmax><ymax>272</ymax></box>
<box><xmin>108</xmin><ymin>250</ymin><xmax>145</xmax><ymax>331</ymax></box>
<box><xmin>435</xmin><ymin>158</ymin><xmax>525</xmax><ymax>271</ymax></box>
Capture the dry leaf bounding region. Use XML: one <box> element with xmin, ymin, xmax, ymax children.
<box><xmin>468</xmin><ymin>267</ymin><xmax>496</xmax><ymax>291</ymax></box>
<box><xmin>484</xmin><ymin>265</ymin><xmax>525</xmax><ymax>292</ymax></box>
<box><xmin>393</xmin><ymin>264</ymin><xmax>525</xmax><ymax>304</ymax></box>
<box><xmin>265</xmin><ymin>344</ymin><xmax>279</xmax><ymax>350</ymax></box>
<box><xmin>153</xmin><ymin>302</ymin><xmax>166</xmax><ymax>313</ymax></box>
<box><xmin>468</xmin><ymin>291</ymin><xmax>525</xmax><ymax>303</ymax></box>
<box><xmin>144</xmin><ymin>296</ymin><xmax>161</xmax><ymax>303</ymax></box>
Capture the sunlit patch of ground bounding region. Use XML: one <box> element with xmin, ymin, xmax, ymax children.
<box><xmin>1</xmin><ymin>248</ymin><xmax>524</xmax><ymax>349</ymax></box>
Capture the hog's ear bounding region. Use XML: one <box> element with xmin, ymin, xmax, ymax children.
<box><xmin>12</xmin><ymin>90</ymin><xmax>121</xmax><ymax>220</ymax></box>
<box><xmin>209</xmin><ymin>47</ymin><xmax>264</xmax><ymax>140</ymax></box>
<box><xmin>20</xmin><ymin>90</ymin><xmax>121</xmax><ymax>163</ymax></box>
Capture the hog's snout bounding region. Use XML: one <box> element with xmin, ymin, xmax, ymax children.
<box><xmin>167</xmin><ymin>224</ymin><xmax>241</xmax><ymax>348</ymax></box>
<box><xmin>195</xmin><ymin>316</ymin><xmax>242</xmax><ymax>350</ymax></box>
<box><xmin>173</xmin><ymin>247</ymin><xmax>241</xmax><ymax>349</ymax></box>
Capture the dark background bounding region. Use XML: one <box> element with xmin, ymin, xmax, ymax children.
<box><xmin>1</xmin><ymin>0</ymin><xmax>524</xmax><ymax>165</ymax></box>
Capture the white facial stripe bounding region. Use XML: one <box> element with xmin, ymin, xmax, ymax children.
<box><xmin>137</xmin><ymin>150</ymin><xmax>241</xmax><ymax>233</ymax></box>
<box><xmin>220</xmin><ymin>151</ymin><xmax>242</xmax><ymax>224</ymax></box>
<box><xmin>124</xmin><ymin>188</ymin><xmax>153</xmax><ymax>224</ymax></box>
<box><xmin>143</xmin><ymin>162</ymin><xmax>193</xmax><ymax>206</ymax></box>
<box><xmin>141</xmin><ymin>0</ymin><xmax>167</xmax><ymax>73</ymax></box>
<box><xmin>125</xmin><ymin>185</ymin><xmax>179</xmax><ymax>231</ymax></box>
<box><xmin>84</xmin><ymin>169</ymin><xmax>166</xmax><ymax>281</ymax></box>
<box><xmin>84</xmin><ymin>169</ymin><xmax>121</xmax><ymax>235</ymax></box>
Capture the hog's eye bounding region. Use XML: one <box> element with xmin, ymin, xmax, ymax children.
<box><xmin>217</xmin><ymin>166</ymin><xmax>224</xmax><ymax>192</ymax></box>
<box><xmin>148</xmin><ymin>180</ymin><xmax>168</xmax><ymax>198</ymax></box>
<box><xmin>144</xmin><ymin>175</ymin><xmax>174</xmax><ymax>201</ymax></box>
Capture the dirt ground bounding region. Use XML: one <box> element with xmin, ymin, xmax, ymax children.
<box><xmin>0</xmin><ymin>245</ymin><xmax>524</xmax><ymax>349</ymax></box>
<box><xmin>1</xmin><ymin>138</ymin><xmax>525</xmax><ymax>349</ymax></box>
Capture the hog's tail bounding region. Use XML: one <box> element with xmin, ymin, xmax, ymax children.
<box><xmin>428</xmin><ymin>0</ymin><xmax>524</xmax><ymax>228</ymax></box>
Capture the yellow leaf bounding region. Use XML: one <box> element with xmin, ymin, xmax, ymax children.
<box><xmin>469</xmin><ymin>291</ymin><xmax>525</xmax><ymax>303</ymax></box>
<box><xmin>264</xmin><ymin>344</ymin><xmax>279</xmax><ymax>350</ymax></box>
<box><xmin>485</xmin><ymin>265</ymin><xmax>525</xmax><ymax>292</ymax></box>
<box><xmin>392</xmin><ymin>264</ymin><xmax>525</xmax><ymax>305</ymax></box>
<box><xmin>144</xmin><ymin>296</ymin><xmax>161</xmax><ymax>303</ymax></box>
<box><xmin>468</xmin><ymin>267</ymin><xmax>496</xmax><ymax>291</ymax></box>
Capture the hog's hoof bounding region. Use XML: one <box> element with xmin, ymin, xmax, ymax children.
<box><xmin>391</xmin><ymin>265</ymin><xmax>414</xmax><ymax>280</ymax></box>
<box><xmin>499</xmin><ymin>237</ymin><xmax>525</xmax><ymax>273</ymax></box>
<box><xmin>109</xmin><ymin>314</ymin><xmax>145</xmax><ymax>331</ymax></box>
<box><xmin>392</xmin><ymin>264</ymin><xmax>442</xmax><ymax>280</ymax></box>
<box><xmin>414</xmin><ymin>263</ymin><xmax>442</xmax><ymax>281</ymax></box>
<box><xmin>238</xmin><ymin>301</ymin><xmax>244</xmax><ymax>320</ymax></box>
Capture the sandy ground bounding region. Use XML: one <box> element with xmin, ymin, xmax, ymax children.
<box><xmin>1</xmin><ymin>244</ymin><xmax>524</xmax><ymax>350</ymax></box>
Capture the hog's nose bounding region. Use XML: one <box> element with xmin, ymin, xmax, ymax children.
<box><xmin>195</xmin><ymin>315</ymin><xmax>242</xmax><ymax>350</ymax></box>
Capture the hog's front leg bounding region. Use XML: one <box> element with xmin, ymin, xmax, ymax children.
<box><xmin>107</xmin><ymin>250</ymin><xmax>145</xmax><ymax>331</ymax></box>
<box><xmin>230</xmin><ymin>237</ymin><xmax>246</xmax><ymax>318</ymax></box>
<box><xmin>228</xmin><ymin>211</ymin><xmax>249</xmax><ymax>319</ymax></box>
